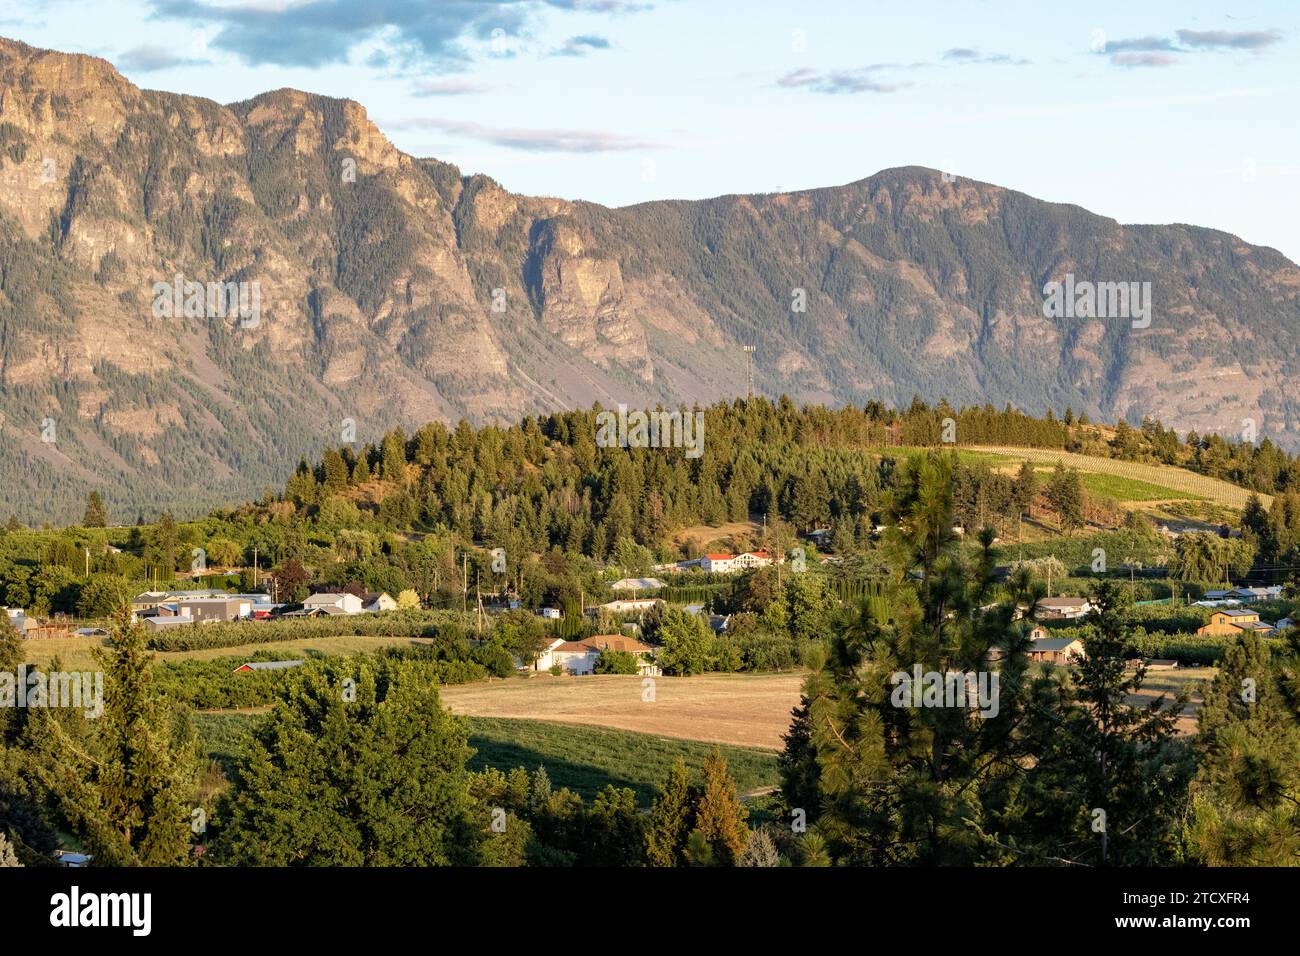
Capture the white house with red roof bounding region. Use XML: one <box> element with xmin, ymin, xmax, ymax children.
<box><xmin>534</xmin><ymin>634</ymin><xmax>661</xmax><ymax>676</ymax></box>
<box><xmin>700</xmin><ymin>550</ymin><xmax>773</xmax><ymax>574</ymax></box>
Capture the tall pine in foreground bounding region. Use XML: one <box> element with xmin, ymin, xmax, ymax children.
<box><xmin>213</xmin><ymin>658</ymin><xmax>484</xmax><ymax>866</ymax></box>
<box><xmin>794</xmin><ymin>452</ymin><xmax>1035</xmax><ymax>864</ymax></box>
<box><xmin>1187</xmin><ymin>631</ymin><xmax>1300</xmax><ymax>865</ymax></box>
<box><xmin>1009</xmin><ymin>581</ymin><xmax>1193</xmax><ymax>865</ymax></box>
<box><xmin>645</xmin><ymin>759</ymin><xmax>693</xmax><ymax>867</ymax></box>
<box><xmin>690</xmin><ymin>749</ymin><xmax>748</xmax><ymax>866</ymax></box>
<box><xmin>31</xmin><ymin>610</ymin><xmax>199</xmax><ymax>865</ymax></box>
<box><xmin>0</xmin><ymin>618</ymin><xmax>59</xmax><ymax>864</ymax></box>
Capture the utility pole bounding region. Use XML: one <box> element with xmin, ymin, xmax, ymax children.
<box><xmin>462</xmin><ymin>553</ymin><xmax>469</xmax><ymax>612</ymax></box>
<box><xmin>742</xmin><ymin>345</ymin><xmax>756</xmax><ymax>399</ymax></box>
<box><xmin>84</xmin><ymin>547</ymin><xmax>90</xmax><ymax>579</ymax></box>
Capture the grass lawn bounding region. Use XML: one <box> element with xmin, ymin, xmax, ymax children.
<box><xmin>192</xmin><ymin>710</ymin><xmax>781</xmax><ymax>807</ymax></box>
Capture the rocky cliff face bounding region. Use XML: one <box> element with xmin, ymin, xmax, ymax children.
<box><xmin>1</xmin><ymin>35</ymin><xmax>1298</xmax><ymax>522</ymax></box>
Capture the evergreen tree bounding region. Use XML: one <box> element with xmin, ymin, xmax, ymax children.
<box><xmin>31</xmin><ymin>611</ymin><xmax>199</xmax><ymax>866</ymax></box>
<box><xmin>213</xmin><ymin>658</ymin><xmax>483</xmax><ymax>866</ymax></box>
<box><xmin>646</xmin><ymin>759</ymin><xmax>694</xmax><ymax>866</ymax></box>
<box><xmin>1187</xmin><ymin>632</ymin><xmax>1300</xmax><ymax>865</ymax></box>
<box><xmin>798</xmin><ymin>453</ymin><xmax>1034</xmax><ymax>864</ymax></box>
<box><xmin>1010</xmin><ymin>582</ymin><xmax>1193</xmax><ymax>865</ymax></box>
<box><xmin>82</xmin><ymin>491</ymin><xmax>108</xmax><ymax>528</ymax></box>
<box><xmin>690</xmin><ymin>749</ymin><xmax>748</xmax><ymax>866</ymax></box>
<box><xmin>778</xmin><ymin>696</ymin><xmax>821</xmax><ymax>822</ymax></box>
<box><xmin>1045</xmin><ymin>464</ymin><xmax>1085</xmax><ymax>534</ymax></box>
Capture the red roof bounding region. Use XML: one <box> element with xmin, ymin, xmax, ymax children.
<box><xmin>745</xmin><ymin>550</ymin><xmax>771</xmax><ymax>559</ymax></box>
<box><xmin>578</xmin><ymin>634</ymin><xmax>655</xmax><ymax>654</ymax></box>
<box><xmin>705</xmin><ymin>553</ymin><xmax>735</xmax><ymax>560</ymax></box>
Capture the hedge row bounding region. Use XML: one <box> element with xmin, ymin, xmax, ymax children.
<box><xmin>154</xmin><ymin>651</ymin><xmax>488</xmax><ymax>709</ymax></box>
<box><xmin>146</xmin><ymin>608</ymin><xmax>475</xmax><ymax>652</ymax></box>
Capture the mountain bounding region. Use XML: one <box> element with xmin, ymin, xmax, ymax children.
<box><xmin>1</xmin><ymin>36</ymin><xmax>1298</xmax><ymax>524</ymax></box>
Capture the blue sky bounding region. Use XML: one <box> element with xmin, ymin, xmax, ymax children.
<box><xmin>4</xmin><ymin>0</ymin><xmax>1299</xmax><ymax>260</ymax></box>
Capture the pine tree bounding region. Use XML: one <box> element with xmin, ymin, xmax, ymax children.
<box><xmin>802</xmin><ymin>452</ymin><xmax>1035</xmax><ymax>865</ymax></box>
<box><xmin>691</xmin><ymin>749</ymin><xmax>748</xmax><ymax>865</ymax></box>
<box><xmin>646</xmin><ymin>759</ymin><xmax>693</xmax><ymax>866</ymax></box>
<box><xmin>1187</xmin><ymin>632</ymin><xmax>1300</xmax><ymax>864</ymax></box>
<box><xmin>82</xmin><ymin>491</ymin><xmax>107</xmax><ymax>528</ymax></box>
<box><xmin>352</xmin><ymin>452</ymin><xmax>372</xmax><ymax>484</ymax></box>
<box><xmin>1012</xmin><ymin>581</ymin><xmax>1193</xmax><ymax>865</ymax></box>
<box><xmin>778</xmin><ymin>697</ymin><xmax>820</xmax><ymax>822</ymax></box>
<box><xmin>31</xmin><ymin>610</ymin><xmax>199</xmax><ymax>866</ymax></box>
<box><xmin>214</xmin><ymin>657</ymin><xmax>483</xmax><ymax>865</ymax></box>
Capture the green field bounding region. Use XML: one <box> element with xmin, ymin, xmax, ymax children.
<box><xmin>193</xmin><ymin>711</ymin><xmax>781</xmax><ymax>806</ymax></box>
<box><xmin>871</xmin><ymin>444</ymin><xmax>1256</xmax><ymax>509</ymax></box>
<box><xmin>1035</xmin><ymin>468</ymin><xmax>1195</xmax><ymax>503</ymax></box>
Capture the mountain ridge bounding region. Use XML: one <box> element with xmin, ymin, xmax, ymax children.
<box><xmin>1</xmin><ymin>35</ymin><xmax>1297</xmax><ymax>523</ymax></box>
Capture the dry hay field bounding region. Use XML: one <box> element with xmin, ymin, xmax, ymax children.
<box><xmin>440</xmin><ymin>671</ymin><xmax>806</xmax><ymax>750</ymax></box>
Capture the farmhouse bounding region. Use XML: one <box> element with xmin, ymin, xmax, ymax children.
<box><xmin>700</xmin><ymin>550</ymin><xmax>773</xmax><ymax>574</ymax></box>
<box><xmin>1198</xmin><ymin>609</ymin><xmax>1274</xmax><ymax>636</ymax></box>
<box><xmin>362</xmin><ymin>591</ymin><xmax>397</xmax><ymax>612</ymax></box>
<box><xmin>1229</xmin><ymin>586</ymin><xmax>1283</xmax><ymax>603</ymax></box>
<box><xmin>1027</xmin><ymin>635</ymin><xmax>1085</xmax><ymax>665</ymax></box>
<box><xmin>541</xmin><ymin>635</ymin><xmax>661</xmax><ymax>676</ymax></box>
<box><xmin>1034</xmin><ymin>596</ymin><xmax>1094</xmax><ymax>620</ymax></box>
<box><xmin>595</xmin><ymin>597</ymin><xmax>662</xmax><ymax>615</ymax></box>
<box><xmin>303</xmin><ymin>592</ymin><xmax>365</xmax><ymax>615</ymax></box>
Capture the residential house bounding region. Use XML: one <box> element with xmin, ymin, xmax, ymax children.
<box><xmin>1034</xmin><ymin>597</ymin><xmax>1094</xmax><ymax>620</ymax></box>
<box><xmin>538</xmin><ymin>607</ymin><xmax>561</xmax><ymax>620</ymax></box>
<box><xmin>303</xmin><ymin>592</ymin><xmax>365</xmax><ymax>615</ymax></box>
<box><xmin>1275</xmin><ymin>617</ymin><xmax>1296</xmax><ymax>631</ymax></box>
<box><xmin>174</xmin><ymin>597</ymin><xmax>252</xmax><ymax>623</ymax></box>
<box><xmin>1229</xmin><ymin>586</ymin><xmax>1284</xmax><ymax>603</ymax></box>
<box><xmin>596</xmin><ymin>597</ymin><xmax>662</xmax><ymax>616</ymax></box>
<box><xmin>546</xmin><ymin>635</ymin><xmax>661</xmax><ymax>676</ymax></box>
<box><xmin>1027</xmin><ymin>636</ymin><xmax>1085</xmax><ymax>665</ymax></box>
<box><xmin>1198</xmin><ymin>608</ymin><xmax>1274</xmax><ymax>636</ymax></box>
<box><xmin>131</xmin><ymin>591</ymin><xmax>172</xmax><ymax>617</ymax></box>
<box><xmin>683</xmin><ymin>603</ymin><xmax>729</xmax><ymax>630</ymax></box>
<box><xmin>362</xmin><ymin>591</ymin><xmax>397</xmax><ymax>612</ymax></box>
<box><xmin>700</xmin><ymin>550</ymin><xmax>773</xmax><ymax>574</ymax></box>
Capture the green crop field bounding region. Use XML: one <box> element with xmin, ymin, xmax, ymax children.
<box><xmin>193</xmin><ymin>710</ymin><xmax>780</xmax><ymax>806</ymax></box>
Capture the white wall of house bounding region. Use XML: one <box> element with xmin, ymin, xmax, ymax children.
<box><xmin>304</xmin><ymin>593</ymin><xmax>364</xmax><ymax>614</ymax></box>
